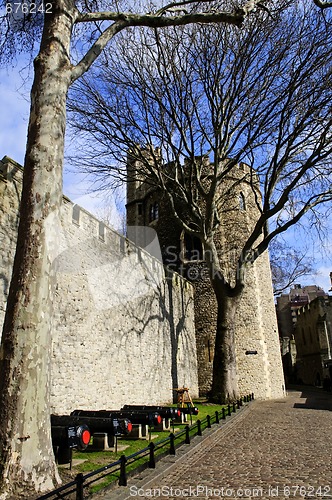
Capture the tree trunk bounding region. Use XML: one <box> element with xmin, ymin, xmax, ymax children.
<box><xmin>210</xmin><ymin>291</ymin><xmax>241</xmax><ymax>403</ymax></box>
<box><xmin>203</xmin><ymin>238</ymin><xmax>242</xmax><ymax>403</ymax></box>
<box><xmin>0</xmin><ymin>3</ymin><xmax>74</xmax><ymax>497</ymax></box>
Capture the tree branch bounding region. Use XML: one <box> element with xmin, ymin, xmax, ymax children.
<box><xmin>71</xmin><ymin>20</ymin><xmax>128</xmax><ymax>82</ymax></box>
<box><xmin>313</xmin><ymin>0</ymin><xmax>332</xmax><ymax>8</ymax></box>
<box><xmin>75</xmin><ymin>9</ymin><xmax>250</xmax><ymax>27</ymax></box>
<box><xmin>71</xmin><ymin>1</ymin><xmax>272</xmax><ymax>87</ymax></box>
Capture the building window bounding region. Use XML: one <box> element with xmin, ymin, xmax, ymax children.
<box><xmin>183</xmin><ymin>233</ymin><xmax>203</xmax><ymax>261</ymax></box>
<box><xmin>72</xmin><ymin>204</ymin><xmax>80</xmax><ymax>225</ymax></box>
<box><xmin>99</xmin><ymin>221</ymin><xmax>105</xmax><ymax>241</ymax></box>
<box><xmin>149</xmin><ymin>202</ymin><xmax>159</xmax><ymax>222</ymax></box>
<box><xmin>138</xmin><ymin>203</ymin><xmax>143</xmax><ymax>216</ymax></box>
<box><xmin>154</xmin><ymin>202</ymin><xmax>159</xmax><ymax>220</ymax></box>
<box><xmin>239</xmin><ymin>192</ymin><xmax>246</xmax><ymax>211</ymax></box>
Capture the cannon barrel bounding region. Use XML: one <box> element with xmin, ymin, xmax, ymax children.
<box><xmin>51</xmin><ymin>415</ymin><xmax>132</xmax><ymax>435</ymax></box>
<box><xmin>178</xmin><ymin>406</ymin><xmax>199</xmax><ymax>415</ymax></box>
<box><xmin>121</xmin><ymin>405</ymin><xmax>181</xmax><ymax>418</ymax></box>
<box><xmin>70</xmin><ymin>409</ymin><xmax>162</xmax><ymax>427</ymax></box>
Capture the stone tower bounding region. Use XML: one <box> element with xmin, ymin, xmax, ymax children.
<box><xmin>126</xmin><ymin>149</ymin><xmax>286</xmax><ymax>400</ymax></box>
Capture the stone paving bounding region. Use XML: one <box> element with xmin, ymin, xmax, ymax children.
<box><xmin>93</xmin><ymin>390</ymin><xmax>332</xmax><ymax>500</ymax></box>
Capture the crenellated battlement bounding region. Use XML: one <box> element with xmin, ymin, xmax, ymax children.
<box><xmin>0</xmin><ymin>156</ymin><xmax>189</xmax><ymax>289</ymax></box>
<box><xmin>0</xmin><ymin>156</ymin><xmax>23</xmax><ymax>182</ymax></box>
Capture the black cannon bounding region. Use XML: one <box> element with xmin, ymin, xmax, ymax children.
<box><xmin>179</xmin><ymin>406</ymin><xmax>199</xmax><ymax>415</ymax></box>
<box><xmin>51</xmin><ymin>423</ymin><xmax>91</xmax><ymax>465</ymax></box>
<box><xmin>121</xmin><ymin>405</ymin><xmax>182</xmax><ymax>419</ymax></box>
<box><xmin>70</xmin><ymin>409</ymin><xmax>162</xmax><ymax>428</ymax></box>
<box><xmin>51</xmin><ymin>414</ymin><xmax>132</xmax><ymax>436</ymax></box>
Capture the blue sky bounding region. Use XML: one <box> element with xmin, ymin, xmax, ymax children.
<box><xmin>0</xmin><ymin>61</ymin><xmax>331</xmax><ymax>294</ymax></box>
<box><xmin>0</xmin><ymin>61</ymin><xmax>124</xmax><ymax>229</ymax></box>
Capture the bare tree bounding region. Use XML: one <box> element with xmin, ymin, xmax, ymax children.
<box><xmin>68</xmin><ymin>2</ymin><xmax>332</xmax><ymax>403</ymax></box>
<box><xmin>0</xmin><ymin>0</ymin><xmax>292</xmax><ymax>496</ymax></box>
<box><xmin>270</xmin><ymin>241</ymin><xmax>315</xmax><ymax>296</ymax></box>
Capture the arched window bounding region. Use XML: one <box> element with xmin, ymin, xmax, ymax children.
<box><xmin>239</xmin><ymin>192</ymin><xmax>246</xmax><ymax>211</ymax></box>
<box><xmin>183</xmin><ymin>233</ymin><xmax>203</xmax><ymax>261</ymax></box>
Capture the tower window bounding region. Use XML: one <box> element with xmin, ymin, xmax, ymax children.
<box><xmin>239</xmin><ymin>192</ymin><xmax>246</xmax><ymax>211</ymax></box>
<box><xmin>137</xmin><ymin>203</ymin><xmax>143</xmax><ymax>216</ymax></box>
<box><xmin>183</xmin><ymin>233</ymin><xmax>203</xmax><ymax>261</ymax></box>
<box><xmin>72</xmin><ymin>204</ymin><xmax>80</xmax><ymax>225</ymax></box>
<box><xmin>99</xmin><ymin>221</ymin><xmax>105</xmax><ymax>241</ymax></box>
<box><xmin>149</xmin><ymin>202</ymin><xmax>159</xmax><ymax>222</ymax></box>
<box><xmin>154</xmin><ymin>202</ymin><xmax>159</xmax><ymax>220</ymax></box>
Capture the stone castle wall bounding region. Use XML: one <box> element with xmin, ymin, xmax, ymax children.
<box><xmin>0</xmin><ymin>157</ymin><xmax>198</xmax><ymax>414</ymax></box>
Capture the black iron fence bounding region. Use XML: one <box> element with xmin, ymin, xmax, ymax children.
<box><xmin>37</xmin><ymin>393</ymin><xmax>254</xmax><ymax>500</ymax></box>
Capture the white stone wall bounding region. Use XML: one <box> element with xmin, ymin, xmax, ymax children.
<box><xmin>0</xmin><ymin>158</ymin><xmax>198</xmax><ymax>414</ymax></box>
<box><xmin>235</xmin><ymin>251</ymin><xmax>286</xmax><ymax>399</ymax></box>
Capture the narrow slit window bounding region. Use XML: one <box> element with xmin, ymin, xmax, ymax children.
<box><xmin>154</xmin><ymin>202</ymin><xmax>159</xmax><ymax>220</ymax></box>
<box><xmin>137</xmin><ymin>203</ymin><xmax>143</xmax><ymax>216</ymax></box>
<box><xmin>149</xmin><ymin>204</ymin><xmax>154</xmax><ymax>222</ymax></box>
<box><xmin>239</xmin><ymin>192</ymin><xmax>246</xmax><ymax>211</ymax></box>
<box><xmin>99</xmin><ymin>221</ymin><xmax>105</xmax><ymax>241</ymax></box>
<box><xmin>72</xmin><ymin>205</ymin><xmax>80</xmax><ymax>225</ymax></box>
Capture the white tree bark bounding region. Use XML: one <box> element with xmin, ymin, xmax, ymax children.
<box><xmin>0</xmin><ymin>1</ymin><xmax>75</xmax><ymax>495</ymax></box>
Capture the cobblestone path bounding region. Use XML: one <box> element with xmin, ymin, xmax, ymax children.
<box><xmin>94</xmin><ymin>390</ymin><xmax>332</xmax><ymax>500</ymax></box>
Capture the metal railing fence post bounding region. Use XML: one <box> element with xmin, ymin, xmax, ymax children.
<box><xmin>185</xmin><ymin>425</ymin><xmax>190</xmax><ymax>444</ymax></box>
<box><xmin>169</xmin><ymin>433</ymin><xmax>176</xmax><ymax>455</ymax></box>
<box><xmin>149</xmin><ymin>442</ymin><xmax>156</xmax><ymax>468</ymax></box>
<box><xmin>75</xmin><ymin>473</ymin><xmax>84</xmax><ymax>500</ymax></box>
<box><xmin>119</xmin><ymin>455</ymin><xmax>127</xmax><ymax>486</ymax></box>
